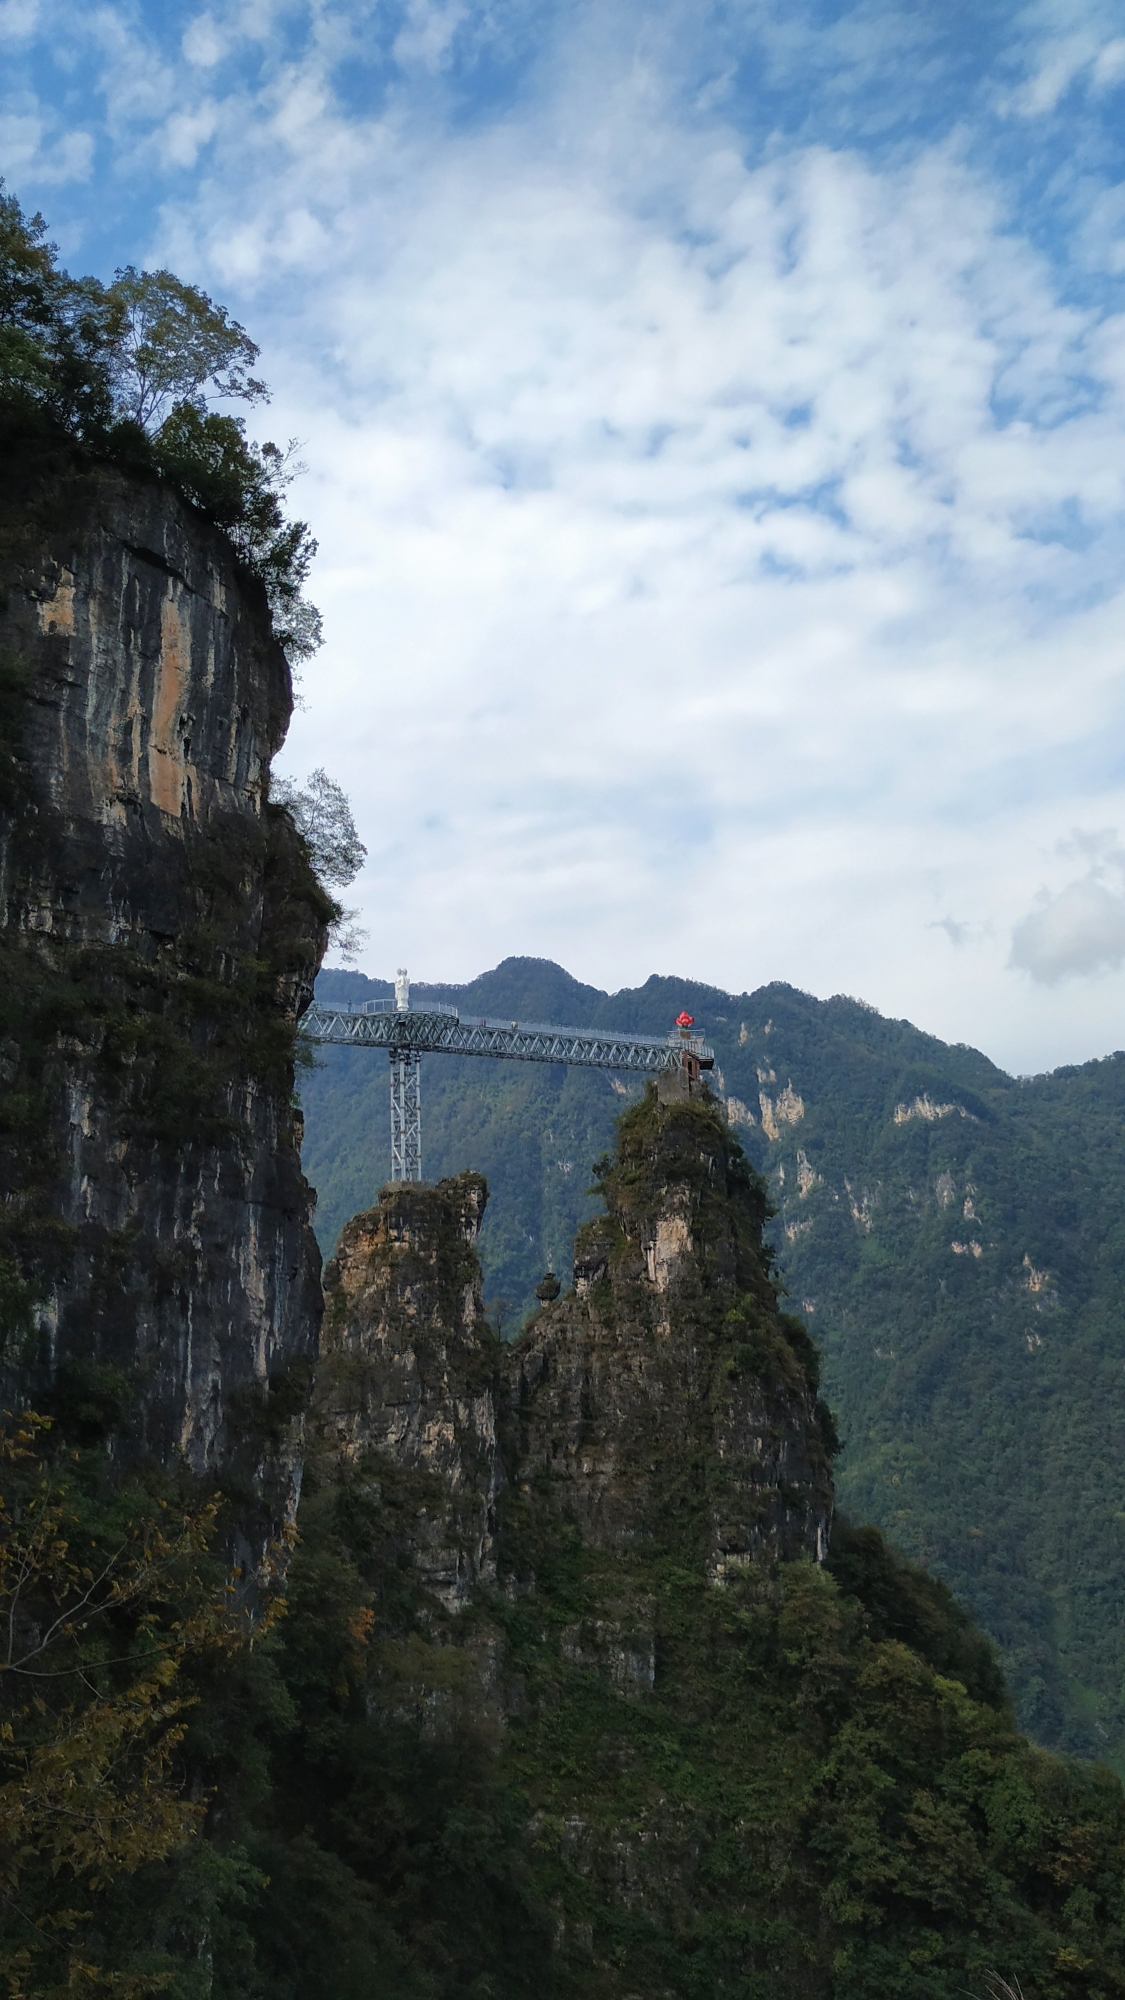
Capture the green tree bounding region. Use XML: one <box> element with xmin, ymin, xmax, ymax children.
<box><xmin>104</xmin><ymin>267</ymin><xmax>266</xmax><ymax>432</ymax></box>
<box><xmin>0</xmin><ymin>1414</ymin><xmax>252</xmax><ymax>1998</ymax></box>
<box><xmin>0</xmin><ymin>182</ymin><xmax>321</xmax><ymax>667</ymax></box>
<box><xmin>0</xmin><ymin>189</ymin><xmax>113</xmax><ymax>436</ymax></box>
<box><xmin>273</xmin><ymin>769</ymin><xmax>367</xmax><ymax>958</ymax></box>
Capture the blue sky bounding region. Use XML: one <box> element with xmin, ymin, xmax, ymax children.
<box><xmin>7</xmin><ymin>0</ymin><xmax>1125</xmax><ymax>1070</ymax></box>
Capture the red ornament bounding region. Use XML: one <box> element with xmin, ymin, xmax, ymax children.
<box><xmin>675</xmin><ymin>1011</ymin><xmax>694</xmax><ymax>1028</ymax></box>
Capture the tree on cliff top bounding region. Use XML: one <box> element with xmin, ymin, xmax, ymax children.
<box><xmin>106</xmin><ymin>266</ymin><xmax>267</xmax><ymax>431</ymax></box>
<box><xmin>0</xmin><ymin>183</ymin><xmax>321</xmax><ymax>666</ymax></box>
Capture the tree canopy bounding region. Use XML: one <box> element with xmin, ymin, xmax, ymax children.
<box><xmin>105</xmin><ymin>266</ymin><xmax>266</xmax><ymax>431</ymax></box>
<box><xmin>0</xmin><ymin>183</ymin><xmax>320</xmax><ymax>665</ymax></box>
<box><xmin>274</xmin><ymin>768</ymin><xmax>368</xmax><ymax>960</ymax></box>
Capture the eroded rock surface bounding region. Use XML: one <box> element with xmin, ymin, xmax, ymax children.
<box><xmin>319</xmin><ymin>1173</ymin><xmax>500</xmax><ymax>1612</ymax></box>
<box><xmin>319</xmin><ymin>1090</ymin><xmax>834</xmax><ymax>1617</ymax></box>
<box><xmin>506</xmin><ymin>1089</ymin><xmax>834</xmax><ymax>1577</ymax></box>
<box><xmin>0</xmin><ymin>453</ymin><xmax>327</xmax><ymax>1554</ymax></box>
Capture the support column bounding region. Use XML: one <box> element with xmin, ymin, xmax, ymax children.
<box><xmin>389</xmin><ymin>1050</ymin><xmax>422</xmax><ymax>1182</ymax></box>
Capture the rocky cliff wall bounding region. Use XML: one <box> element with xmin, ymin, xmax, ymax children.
<box><xmin>320</xmin><ymin>1173</ymin><xmax>500</xmax><ymax>1612</ymax></box>
<box><xmin>506</xmin><ymin>1089</ymin><xmax>834</xmax><ymax>1579</ymax></box>
<box><xmin>283</xmin><ymin>1087</ymin><xmax>1125</xmax><ymax>2000</ymax></box>
<box><xmin>316</xmin><ymin>1088</ymin><xmax>834</xmax><ymax>1622</ymax></box>
<box><xmin>305</xmin><ymin>1090</ymin><xmax>838</xmax><ymax>1968</ymax></box>
<box><xmin>0</xmin><ymin>449</ymin><xmax>328</xmax><ymax>1555</ymax></box>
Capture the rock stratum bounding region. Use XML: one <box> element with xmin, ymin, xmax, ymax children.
<box><xmin>319</xmin><ymin>1088</ymin><xmax>833</xmax><ymax>1615</ymax></box>
<box><xmin>0</xmin><ymin>448</ymin><xmax>328</xmax><ymax>1556</ymax></box>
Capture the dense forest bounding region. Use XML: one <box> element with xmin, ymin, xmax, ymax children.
<box><xmin>301</xmin><ymin>959</ymin><xmax>1125</xmax><ymax>1773</ymax></box>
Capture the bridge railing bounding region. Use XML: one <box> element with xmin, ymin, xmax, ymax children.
<box><xmin>302</xmin><ymin>1001</ymin><xmax>713</xmax><ymax>1073</ymax></box>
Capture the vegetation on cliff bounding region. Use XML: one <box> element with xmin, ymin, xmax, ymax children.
<box><xmin>0</xmin><ymin>183</ymin><xmax>319</xmax><ymax>662</ymax></box>
<box><xmin>0</xmin><ymin>1407</ymin><xmax>261</xmax><ymax>1998</ymax></box>
<box><xmin>41</xmin><ymin>1094</ymin><xmax>1112</xmax><ymax>2000</ymax></box>
<box><xmin>0</xmin><ymin>404</ymin><xmax>329</xmax><ymax>1553</ymax></box>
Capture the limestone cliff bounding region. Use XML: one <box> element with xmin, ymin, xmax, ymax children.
<box><xmin>304</xmin><ymin>1090</ymin><xmax>837</xmax><ymax>1973</ymax></box>
<box><xmin>320</xmin><ymin>1173</ymin><xmax>499</xmax><ymax>1612</ymax></box>
<box><xmin>507</xmin><ymin>1089</ymin><xmax>834</xmax><ymax>1580</ymax></box>
<box><xmin>0</xmin><ymin>449</ymin><xmax>328</xmax><ymax>1555</ymax></box>
<box><xmin>316</xmin><ymin>1085</ymin><xmax>833</xmax><ymax>1649</ymax></box>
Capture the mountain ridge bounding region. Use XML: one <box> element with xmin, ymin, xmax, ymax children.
<box><xmin>301</xmin><ymin>955</ymin><xmax>1125</xmax><ymax>1768</ymax></box>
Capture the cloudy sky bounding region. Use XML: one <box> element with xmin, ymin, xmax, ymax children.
<box><xmin>8</xmin><ymin>0</ymin><xmax>1125</xmax><ymax>1072</ymax></box>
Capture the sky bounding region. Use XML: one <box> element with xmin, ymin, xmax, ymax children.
<box><xmin>7</xmin><ymin>0</ymin><xmax>1125</xmax><ymax>1074</ymax></box>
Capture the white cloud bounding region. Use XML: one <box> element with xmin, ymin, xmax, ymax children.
<box><xmin>1001</xmin><ymin>0</ymin><xmax>1125</xmax><ymax>114</ymax></box>
<box><xmin>13</xmin><ymin>0</ymin><xmax>1125</xmax><ymax>1069</ymax></box>
<box><xmin>1011</xmin><ymin>833</ymin><xmax>1125</xmax><ymax>984</ymax></box>
<box><xmin>1093</xmin><ymin>36</ymin><xmax>1125</xmax><ymax>88</ymax></box>
<box><xmin>182</xmin><ymin>13</ymin><xmax>226</xmax><ymax>68</ymax></box>
<box><xmin>392</xmin><ymin>0</ymin><xmax>472</xmax><ymax>71</ymax></box>
<box><xmin>159</xmin><ymin>100</ymin><xmax>218</xmax><ymax>168</ymax></box>
<box><xmin>0</xmin><ymin>0</ymin><xmax>38</xmax><ymax>40</ymax></box>
<box><xmin>0</xmin><ymin>106</ymin><xmax>93</xmax><ymax>182</ymax></box>
<box><xmin>147</xmin><ymin>52</ymin><xmax>1125</xmax><ymax>1066</ymax></box>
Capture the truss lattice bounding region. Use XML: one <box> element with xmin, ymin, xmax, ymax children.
<box><xmin>389</xmin><ymin>1051</ymin><xmax>421</xmax><ymax>1183</ymax></box>
<box><xmin>302</xmin><ymin>983</ymin><xmax>714</xmax><ymax>1186</ymax></box>
<box><xmin>303</xmin><ymin>1005</ymin><xmax>713</xmax><ymax>1074</ymax></box>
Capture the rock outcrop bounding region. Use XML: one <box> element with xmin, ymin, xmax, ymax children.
<box><xmin>320</xmin><ymin>1173</ymin><xmax>499</xmax><ymax>1612</ymax></box>
<box><xmin>318</xmin><ymin>1087</ymin><xmax>834</xmax><ymax>1617</ymax></box>
<box><xmin>507</xmin><ymin>1090</ymin><xmax>834</xmax><ymax>1578</ymax></box>
<box><xmin>0</xmin><ymin>450</ymin><xmax>328</xmax><ymax>1556</ymax></box>
<box><xmin>308</xmin><ymin>1087</ymin><xmax>837</xmax><ymax>1966</ymax></box>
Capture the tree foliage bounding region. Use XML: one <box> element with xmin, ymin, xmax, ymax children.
<box><xmin>104</xmin><ymin>267</ymin><xmax>266</xmax><ymax>432</ymax></box>
<box><xmin>0</xmin><ymin>1124</ymin><xmax>1123</xmax><ymax>1994</ymax></box>
<box><xmin>0</xmin><ymin>184</ymin><xmax>319</xmax><ymax>665</ymax></box>
<box><xmin>273</xmin><ymin>769</ymin><xmax>367</xmax><ymax>961</ymax></box>
<box><xmin>0</xmin><ymin>1413</ymin><xmax>255</xmax><ymax>1999</ymax></box>
<box><xmin>271</xmin><ymin>770</ymin><xmax>366</xmax><ymax>891</ymax></box>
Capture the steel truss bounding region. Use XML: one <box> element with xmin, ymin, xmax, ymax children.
<box><xmin>303</xmin><ymin>983</ymin><xmax>713</xmax><ymax>1185</ymax></box>
<box><xmin>389</xmin><ymin>1050</ymin><xmax>422</xmax><ymax>1183</ymax></box>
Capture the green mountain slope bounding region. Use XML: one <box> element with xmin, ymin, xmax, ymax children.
<box><xmin>299</xmin><ymin>958</ymin><xmax>1125</xmax><ymax>1768</ymax></box>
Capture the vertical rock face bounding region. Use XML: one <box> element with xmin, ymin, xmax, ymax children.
<box><xmin>308</xmin><ymin>1094</ymin><xmax>840</xmax><ymax>1964</ymax></box>
<box><xmin>319</xmin><ymin>1173</ymin><xmax>500</xmax><ymax>1612</ymax></box>
<box><xmin>0</xmin><ymin>453</ymin><xmax>327</xmax><ymax>1550</ymax></box>
<box><xmin>317</xmin><ymin>1090</ymin><xmax>833</xmax><ymax>1612</ymax></box>
<box><xmin>506</xmin><ymin>1089</ymin><xmax>835</xmax><ymax>1576</ymax></box>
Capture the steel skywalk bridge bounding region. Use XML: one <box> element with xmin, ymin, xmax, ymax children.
<box><xmin>303</xmin><ymin>970</ymin><xmax>714</xmax><ymax>1182</ymax></box>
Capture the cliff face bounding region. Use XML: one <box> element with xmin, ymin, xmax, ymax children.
<box><xmin>302</xmin><ymin>1094</ymin><xmax>833</xmax><ymax>1978</ymax></box>
<box><xmin>0</xmin><ymin>451</ymin><xmax>328</xmax><ymax>1551</ymax></box>
<box><xmin>508</xmin><ymin>1089</ymin><xmax>834</xmax><ymax>1579</ymax></box>
<box><xmin>315</xmin><ymin>1089</ymin><xmax>833</xmax><ymax>1703</ymax></box>
<box><xmin>320</xmin><ymin>1173</ymin><xmax>500</xmax><ymax>1612</ymax></box>
<box><xmin>264</xmin><ymin>1077</ymin><xmax>1125</xmax><ymax>1999</ymax></box>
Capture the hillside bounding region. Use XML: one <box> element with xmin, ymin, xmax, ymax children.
<box><xmin>268</xmin><ymin>1092</ymin><xmax>1125</xmax><ymax>1998</ymax></box>
<box><xmin>300</xmin><ymin>958</ymin><xmax>1125</xmax><ymax>1768</ymax></box>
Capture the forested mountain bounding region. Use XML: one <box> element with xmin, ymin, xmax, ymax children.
<box><xmin>301</xmin><ymin>958</ymin><xmax>1125</xmax><ymax>1770</ymax></box>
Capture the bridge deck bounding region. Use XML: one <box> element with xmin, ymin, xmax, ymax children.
<box><xmin>302</xmin><ymin>1003</ymin><xmax>714</xmax><ymax>1074</ymax></box>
